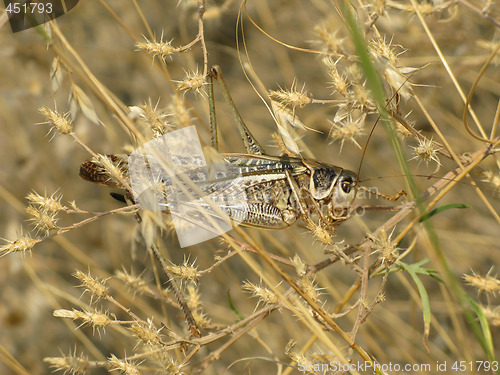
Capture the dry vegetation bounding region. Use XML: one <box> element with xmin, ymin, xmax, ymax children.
<box><xmin>1</xmin><ymin>0</ymin><xmax>500</xmax><ymax>374</ymax></box>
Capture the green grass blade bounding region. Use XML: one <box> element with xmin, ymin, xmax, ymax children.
<box><xmin>341</xmin><ymin>3</ymin><xmax>495</xmax><ymax>362</ymax></box>
<box><xmin>464</xmin><ymin>294</ymin><xmax>496</xmax><ymax>361</ymax></box>
<box><xmin>398</xmin><ymin>260</ymin><xmax>432</xmax><ymax>348</ymax></box>
<box><xmin>227</xmin><ymin>290</ymin><xmax>245</xmax><ymax>322</ymax></box>
<box><xmin>419</xmin><ymin>203</ymin><xmax>471</xmax><ymax>222</ymax></box>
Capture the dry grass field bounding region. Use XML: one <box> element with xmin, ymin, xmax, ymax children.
<box><xmin>0</xmin><ymin>0</ymin><xmax>499</xmax><ymax>374</ymax></box>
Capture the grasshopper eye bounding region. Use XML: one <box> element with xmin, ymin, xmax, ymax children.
<box><xmin>341</xmin><ymin>176</ymin><xmax>354</xmax><ymax>194</ymax></box>
<box><xmin>337</xmin><ymin>170</ymin><xmax>357</xmax><ymax>197</ymax></box>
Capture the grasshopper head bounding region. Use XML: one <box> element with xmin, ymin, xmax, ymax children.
<box><xmin>333</xmin><ymin>169</ymin><xmax>357</xmax><ymax>206</ymax></box>
<box><xmin>305</xmin><ymin>161</ymin><xmax>357</xmax><ymax>203</ymax></box>
<box><xmin>304</xmin><ymin>161</ymin><xmax>358</xmax><ymax>224</ymax></box>
<box><xmin>324</xmin><ymin>169</ymin><xmax>357</xmax><ymax>224</ymax></box>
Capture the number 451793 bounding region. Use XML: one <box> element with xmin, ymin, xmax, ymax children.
<box><xmin>6</xmin><ymin>2</ymin><xmax>53</xmax><ymax>14</ymax></box>
<box><xmin>452</xmin><ymin>361</ymin><xmax>498</xmax><ymax>372</ymax></box>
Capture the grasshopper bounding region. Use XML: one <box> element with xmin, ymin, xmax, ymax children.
<box><xmin>79</xmin><ymin>66</ymin><xmax>358</xmax><ymax>234</ymax></box>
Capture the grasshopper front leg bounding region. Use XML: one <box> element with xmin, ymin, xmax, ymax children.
<box><xmin>283</xmin><ymin>168</ymin><xmax>325</xmax><ymax>231</ymax></box>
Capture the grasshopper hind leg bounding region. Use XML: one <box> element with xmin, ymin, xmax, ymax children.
<box><xmin>230</xmin><ymin>202</ymin><xmax>296</xmax><ymax>229</ymax></box>
<box><xmin>208</xmin><ymin>65</ymin><xmax>265</xmax><ymax>155</ymax></box>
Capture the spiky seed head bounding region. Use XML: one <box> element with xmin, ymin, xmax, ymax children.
<box><xmin>108</xmin><ymin>354</ymin><xmax>141</xmax><ymax>375</ymax></box>
<box><xmin>39</xmin><ymin>107</ymin><xmax>72</xmax><ymax>135</ymax></box>
<box><xmin>53</xmin><ymin>309</ymin><xmax>112</xmax><ymax>330</ymax></box>
<box><xmin>167</xmin><ymin>260</ymin><xmax>200</xmax><ymax>283</ymax></box>
<box><xmin>350</xmin><ymin>85</ymin><xmax>370</xmax><ymax>109</ymax></box>
<box><xmin>464</xmin><ymin>270</ymin><xmax>500</xmax><ymax>295</ymax></box>
<box><xmin>307</xmin><ymin>221</ymin><xmax>334</xmax><ymax>245</ymax></box>
<box><xmin>324</xmin><ymin>59</ymin><xmax>348</xmax><ymax>96</ymax></box>
<box><xmin>176</xmin><ymin>71</ymin><xmax>206</xmax><ymax>95</ymax></box>
<box><xmin>395</xmin><ymin>120</ymin><xmax>413</xmax><ymax>138</ymax></box>
<box><xmin>26</xmin><ymin>205</ymin><xmax>59</xmax><ymax>235</ymax></box>
<box><xmin>136</xmin><ymin>35</ymin><xmax>179</xmax><ymax>61</ymax></box>
<box><xmin>329</xmin><ymin>114</ymin><xmax>366</xmax><ymax>152</ymax></box>
<box><xmin>192</xmin><ymin>310</ymin><xmax>212</xmax><ymax>329</ymax></box>
<box><xmin>345</xmin><ymin>64</ymin><xmax>364</xmax><ymax>84</ymax></box>
<box><xmin>415</xmin><ymin>3</ymin><xmax>438</xmax><ymax>15</ymax></box>
<box><xmin>74</xmin><ymin>270</ymin><xmax>109</xmax><ymax>303</ymax></box>
<box><xmin>291</xmin><ymin>254</ymin><xmax>307</xmax><ymax>277</ymax></box>
<box><xmin>314</xmin><ymin>25</ymin><xmax>344</xmax><ymax>55</ymax></box>
<box><xmin>369</xmin><ymin>39</ymin><xmax>417</xmax><ymax>100</ymax></box>
<box><xmin>368</xmin><ymin>0</ymin><xmax>387</xmax><ymax>17</ymax></box>
<box><xmin>298</xmin><ymin>276</ymin><xmax>321</xmax><ymax>304</ymax></box>
<box><xmin>1</xmin><ymin>236</ymin><xmax>41</xmax><ymax>256</ymax></box>
<box><xmin>243</xmin><ymin>281</ymin><xmax>280</xmax><ymax>307</ymax></box>
<box><xmin>186</xmin><ymin>284</ymin><xmax>202</xmax><ymax>310</ymax></box>
<box><xmin>115</xmin><ymin>269</ymin><xmax>149</xmax><ymax>295</ymax></box>
<box><xmin>370</xmin><ymin>39</ymin><xmax>399</xmax><ymax>66</ymax></box>
<box><xmin>481</xmin><ymin>305</ymin><xmax>500</xmax><ymax>327</ymax></box>
<box><xmin>26</xmin><ymin>191</ymin><xmax>65</xmax><ymax>213</ymax></box>
<box><xmin>129</xmin><ymin>319</ymin><xmax>164</xmax><ymax>346</ymax></box>
<box><xmin>269</xmin><ymin>82</ymin><xmax>312</xmax><ymax>110</ymax></box>
<box><xmin>411</xmin><ymin>138</ymin><xmax>441</xmax><ymax>167</ymax></box>
<box><xmin>370</xmin><ymin>229</ymin><xmax>399</xmax><ymax>265</ymax></box>
<box><xmin>99</xmin><ymin>155</ymin><xmax>127</xmax><ymax>185</ymax></box>
<box><xmin>44</xmin><ymin>352</ymin><xmax>90</xmax><ymax>375</ymax></box>
<box><xmin>285</xmin><ymin>340</ymin><xmax>311</xmax><ymax>366</ymax></box>
<box><xmin>150</xmin><ymin>349</ymin><xmax>183</xmax><ymax>375</ymax></box>
<box><xmin>129</xmin><ymin>101</ymin><xmax>174</xmax><ymax>137</ymax></box>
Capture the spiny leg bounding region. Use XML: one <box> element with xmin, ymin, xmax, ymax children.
<box><xmin>355</xmin><ymin>187</ymin><xmax>407</xmax><ymax>213</ymax></box>
<box><xmin>358</xmin><ymin>186</ymin><xmax>407</xmax><ymax>202</ymax></box>
<box><xmin>382</xmin><ymin>190</ymin><xmax>407</xmax><ymax>201</ymax></box>
<box><xmin>209</xmin><ymin>65</ymin><xmax>265</xmax><ymax>155</ymax></box>
<box><xmin>208</xmin><ymin>71</ymin><xmax>218</xmax><ymax>151</ymax></box>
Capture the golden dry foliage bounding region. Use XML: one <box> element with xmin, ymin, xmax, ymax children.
<box><xmin>1</xmin><ymin>1</ymin><xmax>499</xmax><ymax>374</ymax></box>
